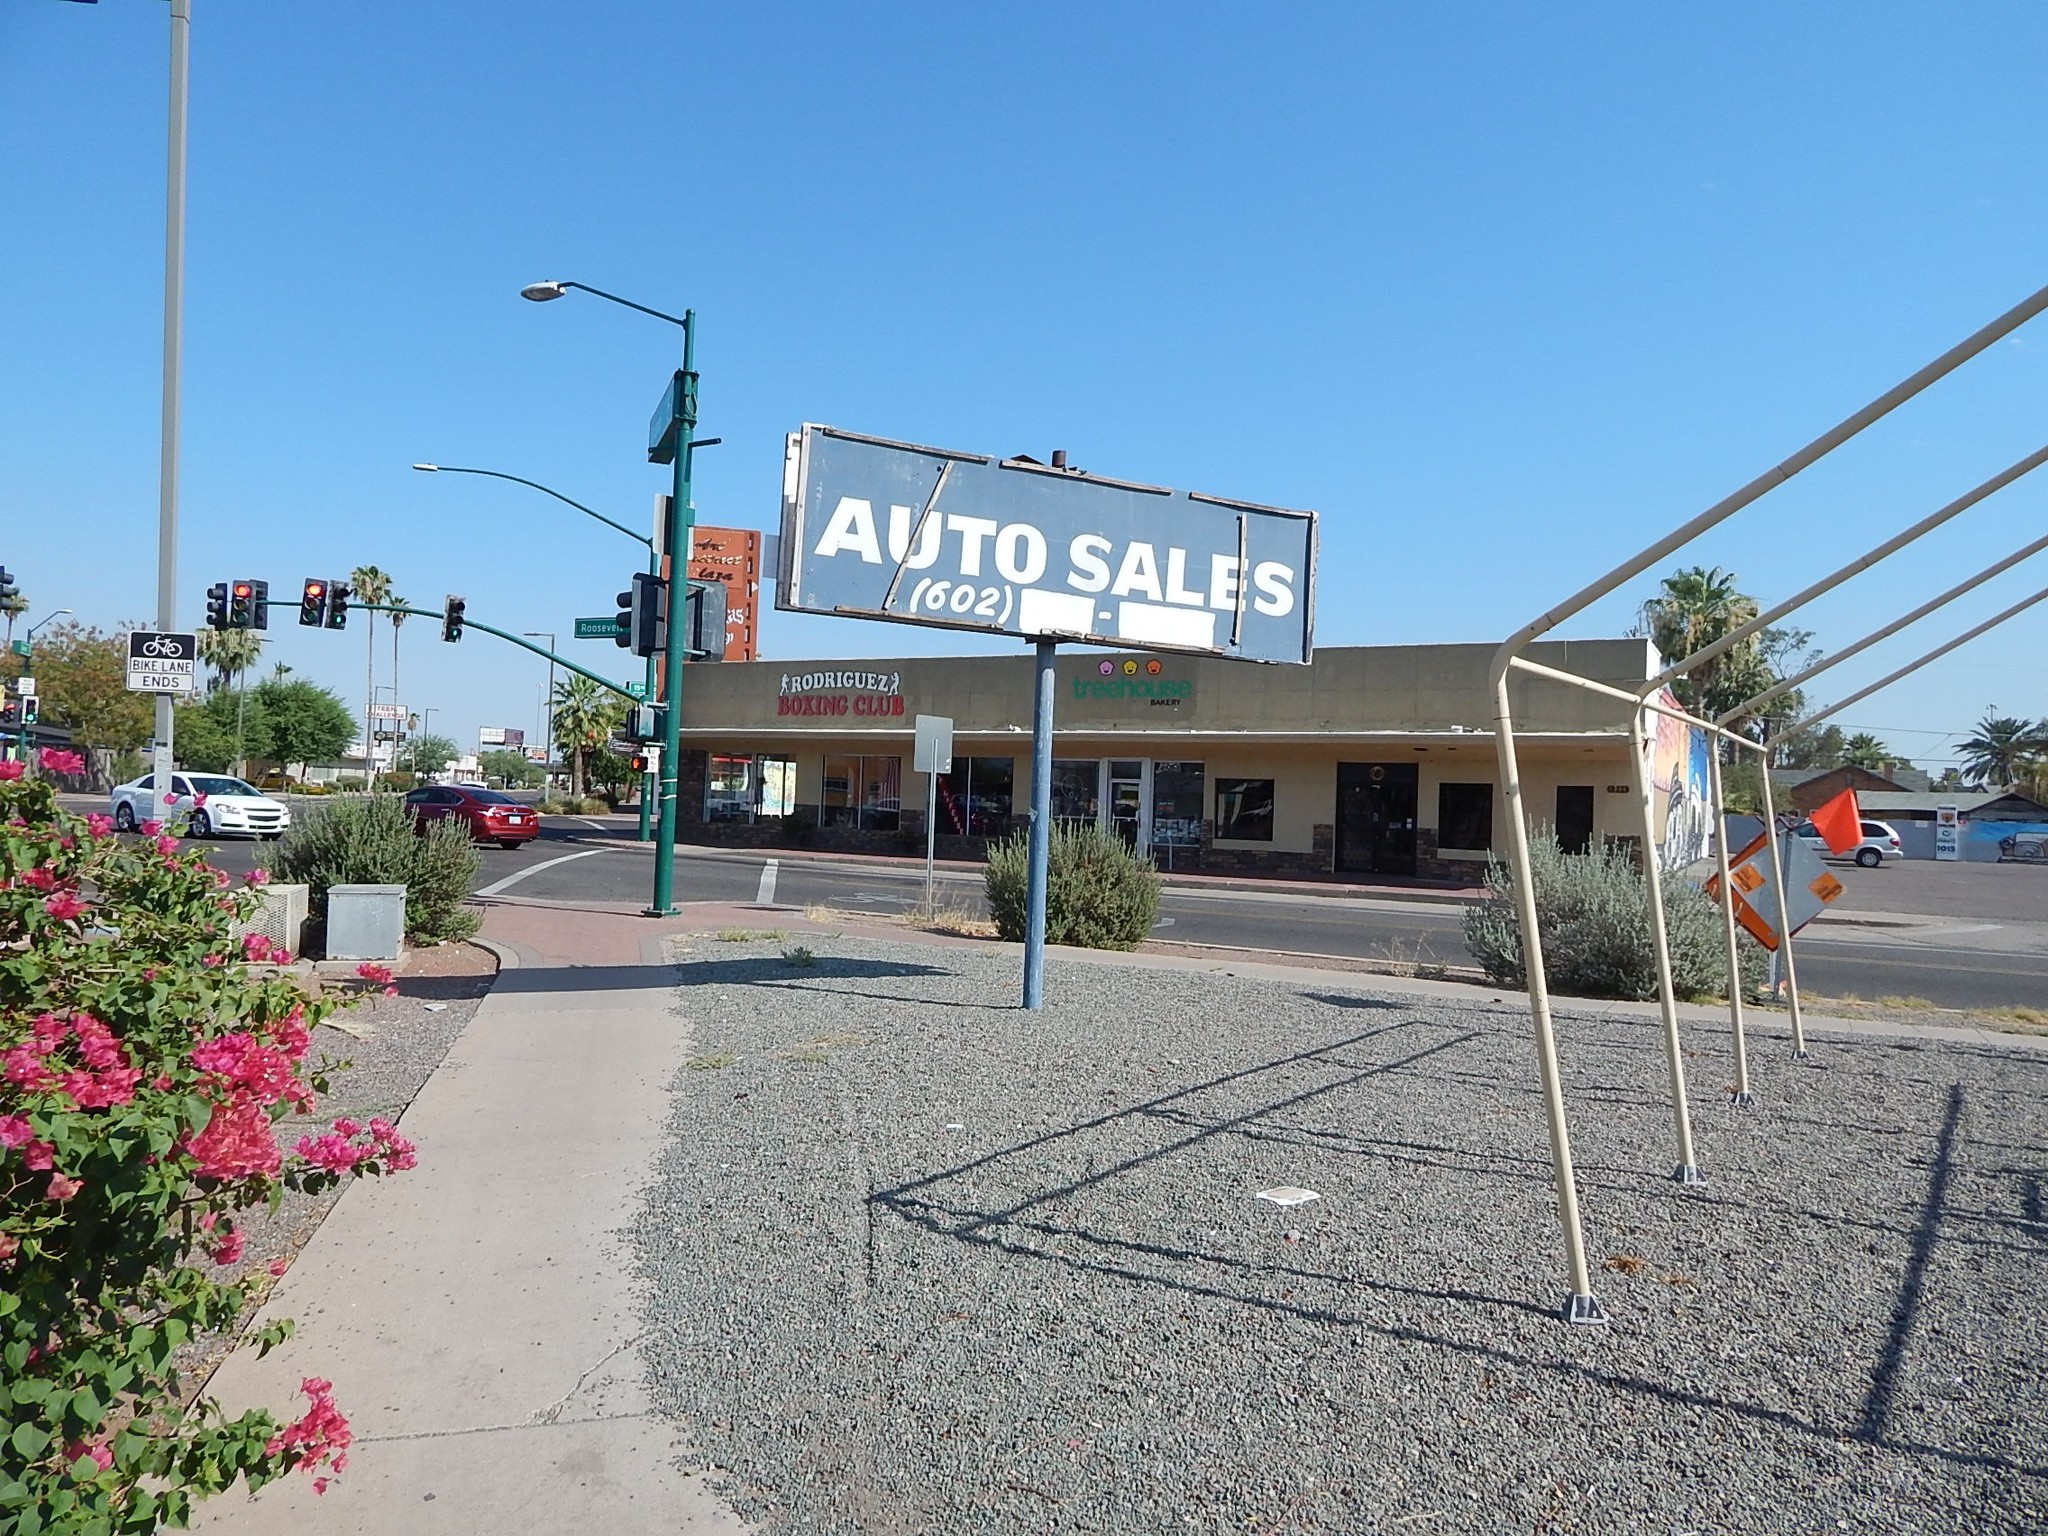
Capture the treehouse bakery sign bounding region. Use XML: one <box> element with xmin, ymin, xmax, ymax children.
<box><xmin>776</xmin><ymin>669</ymin><xmax>905</xmax><ymax>717</ymax></box>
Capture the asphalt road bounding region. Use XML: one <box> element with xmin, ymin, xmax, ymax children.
<box><xmin>132</xmin><ymin>812</ymin><xmax>2048</xmax><ymax>1013</ymax></box>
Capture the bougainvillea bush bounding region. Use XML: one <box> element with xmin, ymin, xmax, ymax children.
<box><xmin>1</xmin><ymin>751</ymin><xmax>415</xmax><ymax>1532</ymax></box>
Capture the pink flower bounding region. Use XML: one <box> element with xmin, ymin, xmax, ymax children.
<box><xmin>0</xmin><ymin>1231</ymin><xmax>18</xmax><ymax>1261</ymax></box>
<box><xmin>154</xmin><ymin>835</ymin><xmax>179</xmax><ymax>857</ymax></box>
<box><xmin>47</xmin><ymin>1173</ymin><xmax>83</xmax><ymax>1202</ymax></box>
<box><xmin>19</xmin><ymin>867</ymin><xmax>57</xmax><ymax>891</ymax></box>
<box><xmin>190</xmin><ymin>1032</ymin><xmax>307</xmax><ymax>1109</ymax></box>
<box><xmin>65</xmin><ymin>1439</ymin><xmax>113</xmax><ymax>1474</ymax></box>
<box><xmin>0</xmin><ymin>1115</ymin><xmax>30</xmax><ymax>1148</ymax></box>
<box><xmin>355</xmin><ymin>963</ymin><xmax>394</xmax><ymax>986</ymax></box>
<box><xmin>85</xmin><ymin>813</ymin><xmax>115</xmax><ymax>838</ymax></box>
<box><xmin>0</xmin><ymin>761</ymin><xmax>21</xmax><ymax>782</ymax></box>
<box><xmin>201</xmin><ymin>953</ymin><xmax>223</xmax><ymax>967</ymax></box>
<box><xmin>140</xmin><ymin>819</ymin><xmax>163</xmax><ymax>837</ymax></box>
<box><xmin>37</xmin><ymin>747</ymin><xmax>86</xmax><ymax>776</ymax></box>
<box><xmin>244</xmin><ymin>932</ymin><xmax>275</xmax><ymax>963</ymax></box>
<box><xmin>193</xmin><ymin>791</ymin><xmax>208</xmax><ymax>807</ymax></box>
<box><xmin>22</xmin><ymin>1140</ymin><xmax>54</xmax><ymax>1171</ymax></box>
<box><xmin>267</xmin><ymin>1378</ymin><xmax>352</xmax><ymax>1490</ymax></box>
<box><xmin>43</xmin><ymin>892</ymin><xmax>86</xmax><ymax>922</ymax></box>
<box><xmin>269</xmin><ymin>1256</ymin><xmax>288</xmax><ymax>1277</ymax></box>
<box><xmin>207</xmin><ymin>1227</ymin><xmax>245</xmax><ymax>1265</ymax></box>
<box><xmin>246</xmin><ymin>867</ymin><xmax>271</xmax><ymax>886</ymax></box>
<box><xmin>182</xmin><ymin>1092</ymin><xmax>282</xmax><ymax>1181</ymax></box>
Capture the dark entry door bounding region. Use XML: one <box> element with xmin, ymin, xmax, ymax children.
<box><xmin>1556</xmin><ymin>785</ymin><xmax>1595</xmax><ymax>856</ymax></box>
<box><xmin>1336</xmin><ymin>762</ymin><xmax>1418</xmax><ymax>876</ymax></box>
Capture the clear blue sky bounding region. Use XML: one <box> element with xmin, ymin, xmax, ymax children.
<box><xmin>5</xmin><ymin>2</ymin><xmax>2046</xmax><ymax>769</ymax></box>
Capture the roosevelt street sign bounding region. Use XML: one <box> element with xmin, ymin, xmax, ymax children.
<box><xmin>574</xmin><ymin>615</ymin><xmax>623</xmax><ymax>640</ymax></box>
<box><xmin>124</xmin><ymin>631</ymin><xmax>199</xmax><ymax>695</ymax></box>
<box><xmin>777</xmin><ymin>425</ymin><xmax>1317</xmax><ymax>664</ymax></box>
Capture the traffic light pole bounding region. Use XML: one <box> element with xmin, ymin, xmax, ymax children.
<box><xmin>649</xmin><ymin>313</ymin><xmax>697</xmax><ymax>917</ymax></box>
<box><xmin>641</xmin><ymin>546</ymin><xmax>659</xmax><ymax>843</ymax></box>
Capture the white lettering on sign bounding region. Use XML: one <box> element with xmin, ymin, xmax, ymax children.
<box><xmin>811</xmin><ymin>505</ymin><xmax>1299</xmax><ymax>624</ymax></box>
<box><xmin>779</xmin><ymin>670</ymin><xmax>902</xmax><ymax>696</ymax></box>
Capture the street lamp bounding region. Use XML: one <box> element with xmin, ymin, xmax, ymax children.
<box><xmin>521</xmin><ymin>278</ymin><xmax>700</xmax><ymax>917</ymax></box>
<box><xmin>413</xmin><ymin>462</ymin><xmax>659</xmax><ymax>839</ymax></box>
<box><xmin>522</xmin><ymin>631</ymin><xmax>557</xmax><ymax>799</ymax></box>
<box><xmin>25</xmin><ymin>610</ymin><xmax>73</xmax><ymax>644</ymax></box>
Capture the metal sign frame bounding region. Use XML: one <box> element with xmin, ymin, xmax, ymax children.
<box><xmin>1489</xmin><ymin>278</ymin><xmax>2048</xmax><ymax>1325</ymax></box>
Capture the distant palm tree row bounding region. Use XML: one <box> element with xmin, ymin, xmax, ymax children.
<box><xmin>1637</xmin><ymin>564</ymin><xmax>2043</xmax><ymax>792</ymax></box>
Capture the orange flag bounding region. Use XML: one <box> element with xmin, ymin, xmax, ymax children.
<box><xmin>1810</xmin><ymin>787</ymin><xmax>1863</xmax><ymax>856</ymax></box>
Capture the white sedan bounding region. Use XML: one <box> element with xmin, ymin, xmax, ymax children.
<box><xmin>110</xmin><ymin>772</ymin><xmax>292</xmax><ymax>840</ymax></box>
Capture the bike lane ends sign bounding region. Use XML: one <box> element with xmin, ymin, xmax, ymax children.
<box><xmin>125</xmin><ymin>631</ymin><xmax>200</xmax><ymax>695</ymax></box>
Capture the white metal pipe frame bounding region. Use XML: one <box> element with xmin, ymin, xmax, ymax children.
<box><xmin>1488</xmin><ymin>278</ymin><xmax>2048</xmax><ymax>1324</ymax></box>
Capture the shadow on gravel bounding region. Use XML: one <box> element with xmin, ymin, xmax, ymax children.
<box><xmin>676</xmin><ymin>956</ymin><xmax>953</xmax><ymax>990</ymax></box>
<box><xmin>1298</xmin><ymin>991</ymin><xmax>1412</xmax><ymax>1011</ymax></box>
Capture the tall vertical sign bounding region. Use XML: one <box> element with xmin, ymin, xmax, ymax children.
<box><xmin>1934</xmin><ymin>803</ymin><xmax>1961</xmax><ymax>861</ymax></box>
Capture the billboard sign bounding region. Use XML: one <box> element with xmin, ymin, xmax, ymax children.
<box><xmin>777</xmin><ymin>425</ymin><xmax>1316</xmax><ymax>664</ymax></box>
<box><xmin>686</xmin><ymin>524</ymin><xmax>763</xmax><ymax>661</ymax></box>
<box><xmin>1934</xmin><ymin>803</ymin><xmax>1960</xmax><ymax>861</ymax></box>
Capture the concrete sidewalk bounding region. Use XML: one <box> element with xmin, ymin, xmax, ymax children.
<box><xmin>188</xmin><ymin>911</ymin><xmax>761</xmax><ymax>1534</ymax></box>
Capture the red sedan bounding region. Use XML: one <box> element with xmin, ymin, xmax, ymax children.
<box><xmin>403</xmin><ymin>785</ymin><xmax>541</xmax><ymax>849</ymax></box>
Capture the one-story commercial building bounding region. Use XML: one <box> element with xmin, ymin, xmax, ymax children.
<box><xmin>665</xmin><ymin>637</ymin><xmax>1705</xmax><ymax>883</ymax></box>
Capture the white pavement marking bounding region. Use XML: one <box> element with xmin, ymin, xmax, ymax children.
<box><xmin>476</xmin><ymin>846</ymin><xmax>613</xmax><ymax>898</ymax></box>
<box><xmin>756</xmin><ymin>859</ymin><xmax>779</xmax><ymax>905</ymax></box>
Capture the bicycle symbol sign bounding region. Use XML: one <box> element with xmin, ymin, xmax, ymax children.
<box><xmin>125</xmin><ymin>631</ymin><xmax>199</xmax><ymax>695</ymax></box>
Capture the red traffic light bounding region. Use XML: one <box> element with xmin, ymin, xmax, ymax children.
<box><xmin>232</xmin><ymin>582</ymin><xmax>253</xmax><ymax>598</ymax></box>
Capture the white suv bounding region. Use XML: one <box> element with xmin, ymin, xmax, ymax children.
<box><xmin>1790</xmin><ymin>816</ymin><xmax>1903</xmax><ymax>868</ymax></box>
<box><xmin>110</xmin><ymin>773</ymin><xmax>292</xmax><ymax>840</ymax></box>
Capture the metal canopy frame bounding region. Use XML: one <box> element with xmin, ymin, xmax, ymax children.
<box><xmin>1488</xmin><ymin>280</ymin><xmax>2048</xmax><ymax>1324</ymax></box>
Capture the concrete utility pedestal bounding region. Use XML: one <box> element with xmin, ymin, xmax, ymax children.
<box><xmin>324</xmin><ymin>884</ymin><xmax>405</xmax><ymax>961</ymax></box>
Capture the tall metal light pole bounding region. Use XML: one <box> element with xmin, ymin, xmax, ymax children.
<box><xmin>152</xmin><ymin>0</ymin><xmax>191</xmax><ymax>827</ymax></box>
<box><xmin>519</xmin><ymin>280</ymin><xmax>698</xmax><ymax>915</ymax></box>
<box><xmin>522</xmin><ymin>630</ymin><xmax>557</xmax><ymax>792</ymax></box>
<box><xmin>414</xmin><ymin>462</ymin><xmax>659</xmax><ymax>839</ymax></box>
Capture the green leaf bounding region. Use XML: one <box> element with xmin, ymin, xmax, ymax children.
<box><xmin>8</xmin><ymin>1420</ymin><xmax>50</xmax><ymax>1458</ymax></box>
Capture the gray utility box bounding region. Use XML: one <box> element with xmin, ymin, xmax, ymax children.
<box><xmin>324</xmin><ymin>884</ymin><xmax>406</xmax><ymax>961</ymax></box>
<box><xmin>231</xmin><ymin>882</ymin><xmax>311</xmax><ymax>960</ymax></box>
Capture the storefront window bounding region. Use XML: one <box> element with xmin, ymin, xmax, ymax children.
<box><xmin>1150</xmin><ymin>761</ymin><xmax>1205</xmax><ymax>847</ymax></box>
<box><xmin>1214</xmin><ymin>778</ymin><xmax>1275</xmax><ymax>842</ymax></box>
<box><xmin>935</xmin><ymin>757</ymin><xmax>1015</xmax><ymax>837</ymax></box>
<box><xmin>1437</xmin><ymin>782</ymin><xmax>1493</xmax><ymax>852</ymax></box>
<box><xmin>1050</xmin><ymin>759</ymin><xmax>1100</xmax><ymax>828</ymax></box>
<box><xmin>822</xmin><ymin>754</ymin><xmax>901</xmax><ymax>831</ymax></box>
<box><xmin>706</xmin><ymin>754</ymin><xmax>797</xmax><ymax>823</ymax></box>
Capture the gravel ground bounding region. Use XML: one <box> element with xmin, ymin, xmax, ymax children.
<box><xmin>632</xmin><ymin>935</ymin><xmax>2048</xmax><ymax>1536</ymax></box>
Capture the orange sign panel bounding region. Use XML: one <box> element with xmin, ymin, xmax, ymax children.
<box><xmin>658</xmin><ymin>524</ymin><xmax>762</xmax><ymax>666</ymax></box>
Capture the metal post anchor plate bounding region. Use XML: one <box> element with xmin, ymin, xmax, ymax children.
<box><xmin>1673</xmin><ymin>1164</ymin><xmax>1707</xmax><ymax>1186</ymax></box>
<box><xmin>1561</xmin><ymin>1292</ymin><xmax>1610</xmax><ymax>1326</ymax></box>
<box><xmin>1731</xmin><ymin>1091</ymin><xmax>1757</xmax><ymax>1108</ymax></box>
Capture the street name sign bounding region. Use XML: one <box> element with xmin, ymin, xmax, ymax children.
<box><xmin>777</xmin><ymin>425</ymin><xmax>1317</xmax><ymax>664</ymax></box>
<box><xmin>574</xmin><ymin>616</ymin><xmax>624</xmax><ymax>640</ymax></box>
<box><xmin>124</xmin><ymin>631</ymin><xmax>198</xmax><ymax>695</ymax></box>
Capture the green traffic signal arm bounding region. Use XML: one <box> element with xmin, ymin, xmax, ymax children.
<box><xmin>362</xmin><ymin>603</ymin><xmax>641</xmax><ymax>701</ymax></box>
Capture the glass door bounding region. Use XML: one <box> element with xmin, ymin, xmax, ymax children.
<box><xmin>1108</xmin><ymin>759</ymin><xmax>1145</xmax><ymax>848</ymax></box>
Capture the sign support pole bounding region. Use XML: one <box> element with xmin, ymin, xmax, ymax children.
<box><xmin>1755</xmin><ymin>766</ymin><xmax>1809</xmax><ymax>1058</ymax></box>
<box><xmin>1704</xmin><ymin>746</ymin><xmax>1756</xmax><ymax>1105</ymax></box>
<box><xmin>649</xmin><ymin>319</ymin><xmax>697</xmax><ymax>917</ymax></box>
<box><xmin>925</xmin><ymin>766</ymin><xmax>938</xmax><ymax>910</ymax></box>
<box><xmin>1023</xmin><ymin>639</ymin><xmax>1056</xmax><ymax>1010</ymax></box>
<box><xmin>152</xmin><ymin>0</ymin><xmax>190</xmax><ymax>830</ymax></box>
<box><xmin>1628</xmin><ymin>705</ymin><xmax>1704</xmax><ymax>1184</ymax></box>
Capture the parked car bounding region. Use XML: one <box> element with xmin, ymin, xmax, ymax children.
<box><xmin>109</xmin><ymin>773</ymin><xmax>291</xmax><ymax>840</ymax></box>
<box><xmin>1789</xmin><ymin>816</ymin><xmax>1903</xmax><ymax>868</ymax></box>
<box><xmin>402</xmin><ymin>784</ymin><xmax>540</xmax><ymax>849</ymax></box>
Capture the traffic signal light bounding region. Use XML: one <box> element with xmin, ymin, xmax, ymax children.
<box><xmin>618</xmin><ymin>572</ymin><xmax>667</xmax><ymax>658</ymax></box>
<box><xmin>228</xmin><ymin>579</ymin><xmax>267</xmax><ymax>630</ymax></box>
<box><xmin>205</xmin><ymin>582</ymin><xmax>230</xmax><ymax>632</ymax></box>
<box><xmin>0</xmin><ymin>568</ymin><xmax>16</xmax><ymax>608</ymax></box>
<box><xmin>299</xmin><ymin>578</ymin><xmax>330</xmax><ymax>627</ymax></box>
<box><xmin>684</xmin><ymin>578</ymin><xmax>727</xmax><ymax>660</ymax></box>
<box><xmin>18</xmin><ymin>697</ymin><xmax>34</xmax><ymax>727</ymax></box>
<box><xmin>0</xmin><ymin>697</ymin><xmax>17</xmax><ymax>729</ymax></box>
<box><xmin>326</xmin><ymin>580</ymin><xmax>350</xmax><ymax>629</ymax></box>
<box><xmin>441</xmin><ymin>594</ymin><xmax>466</xmax><ymax>642</ymax></box>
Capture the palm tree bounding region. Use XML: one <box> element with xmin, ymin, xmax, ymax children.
<box><xmin>1957</xmin><ymin>713</ymin><xmax>2047</xmax><ymax>789</ymax></box>
<box><xmin>195</xmin><ymin>628</ymin><xmax>266</xmax><ymax>777</ymax></box>
<box><xmin>1841</xmin><ymin>732</ymin><xmax>1895</xmax><ymax>774</ymax></box>
<box><xmin>348</xmin><ymin>565</ymin><xmax>393</xmax><ymax>787</ymax></box>
<box><xmin>1638</xmin><ymin>566</ymin><xmax>1762</xmax><ymax>728</ymax></box>
<box><xmin>549</xmin><ymin>676</ymin><xmax>626</xmax><ymax>799</ymax></box>
<box><xmin>0</xmin><ymin>585</ymin><xmax>28</xmax><ymax>648</ymax></box>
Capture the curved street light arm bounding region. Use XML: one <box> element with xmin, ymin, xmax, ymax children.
<box><xmin>559</xmin><ymin>280</ymin><xmax>690</xmax><ymax>331</ymax></box>
<box><xmin>419</xmin><ymin>464</ymin><xmax>651</xmax><ymax>549</ymax></box>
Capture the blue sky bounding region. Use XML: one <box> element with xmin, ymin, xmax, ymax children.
<box><xmin>5</xmin><ymin>2</ymin><xmax>2046</xmax><ymax>768</ymax></box>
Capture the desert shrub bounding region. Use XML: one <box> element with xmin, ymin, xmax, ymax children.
<box><xmin>984</xmin><ymin>821</ymin><xmax>1161</xmax><ymax>950</ymax></box>
<box><xmin>259</xmin><ymin>793</ymin><xmax>480</xmax><ymax>947</ymax></box>
<box><xmin>1</xmin><ymin>750</ymin><xmax>412</xmax><ymax>1529</ymax></box>
<box><xmin>1462</xmin><ymin>832</ymin><xmax>1766</xmax><ymax>1001</ymax></box>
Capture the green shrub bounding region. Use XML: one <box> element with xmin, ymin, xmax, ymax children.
<box><xmin>259</xmin><ymin>793</ymin><xmax>481</xmax><ymax>948</ymax></box>
<box><xmin>984</xmin><ymin>821</ymin><xmax>1161</xmax><ymax>950</ymax></box>
<box><xmin>1462</xmin><ymin>831</ymin><xmax>1766</xmax><ymax>1002</ymax></box>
